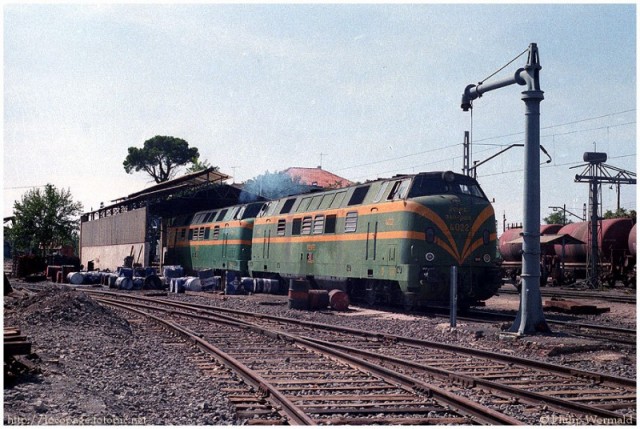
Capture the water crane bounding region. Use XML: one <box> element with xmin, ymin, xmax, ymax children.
<box><xmin>461</xmin><ymin>43</ymin><xmax>550</xmax><ymax>335</ymax></box>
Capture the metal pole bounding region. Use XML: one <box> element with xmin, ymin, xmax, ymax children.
<box><xmin>450</xmin><ymin>266</ymin><xmax>457</xmax><ymax>328</ymax></box>
<box><xmin>463</xmin><ymin>131</ymin><xmax>470</xmax><ymax>176</ymax></box>
<box><xmin>511</xmin><ymin>85</ymin><xmax>550</xmax><ymax>334</ymax></box>
<box><xmin>589</xmin><ymin>178</ymin><xmax>600</xmax><ymax>287</ymax></box>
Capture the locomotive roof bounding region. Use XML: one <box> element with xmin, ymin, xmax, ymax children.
<box><xmin>258</xmin><ymin>170</ymin><xmax>486</xmax><ymax>218</ymax></box>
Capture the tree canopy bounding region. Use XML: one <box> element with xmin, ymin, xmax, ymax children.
<box><xmin>604</xmin><ymin>207</ymin><xmax>636</xmax><ymax>221</ymax></box>
<box><xmin>123</xmin><ymin>136</ymin><xmax>199</xmax><ymax>183</ymax></box>
<box><xmin>185</xmin><ymin>156</ymin><xmax>217</xmax><ymax>174</ymax></box>
<box><xmin>543</xmin><ymin>210</ymin><xmax>573</xmax><ymax>226</ymax></box>
<box><xmin>8</xmin><ymin>184</ymin><xmax>83</xmax><ymax>256</ymax></box>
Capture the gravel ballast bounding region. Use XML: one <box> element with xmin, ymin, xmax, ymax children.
<box><xmin>4</xmin><ymin>280</ymin><xmax>636</xmax><ymax>424</ymax></box>
<box><xmin>4</xmin><ymin>284</ymin><xmax>237</xmax><ymax>425</ymax></box>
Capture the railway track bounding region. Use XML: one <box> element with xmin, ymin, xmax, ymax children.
<box><xmin>499</xmin><ymin>285</ymin><xmax>637</xmax><ymax>305</ymax></box>
<box><xmin>91</xmin><ymin>291</ymin><xmax>636</xmax><ymax>425</ymax></box>
<box><xmin>419</xmin><ymin>307</ymin><xmax>637</xmax><ymax>346</ymax></box>
<box><xmin>98</xmin><ymin>295</ymin><xmax>517</xmax><ymax>425</ymax></box>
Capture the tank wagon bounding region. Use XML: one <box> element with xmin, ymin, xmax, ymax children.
<box><xmin>250</xmin><ymin>171</ymin><xmax>502</xmax><ymax>308</ymax></box>
<box><xmin>498</xmin><ymin>224</ymin><xmax>563</xmax><ymax>286</ymax></box>
<box><xmin>626</xmin><ymin>223</ymin><xmax>636</xmax><ymax>287</ymax></box>
<box><xmin>499</xmin><ymin>218</ymin><xmax>636</xmax><ymax>287</ymax></box>
<box><xmin>553</xmin><ymin>218</ymin><xmax>635</xmax><ymax>286</ymax></box>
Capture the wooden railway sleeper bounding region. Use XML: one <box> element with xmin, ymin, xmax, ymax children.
<box><xmin>570</xmin><ymin>368</ymin><xmax>603</xmax><ymax>384</ymax></box>
<box><xmin>100</xmin><ymin>300</ymin><xmax>315</xmax><ymax>426</ymax></box>
<box><xmin>299</xmin><ymin>333</ymin><xmax>634</xmax><ymax>423</ymax></box>
<box><xmin>449</xmin><ymin>373</ymin><xmax>476</xmax><ymax>388</ymax></box>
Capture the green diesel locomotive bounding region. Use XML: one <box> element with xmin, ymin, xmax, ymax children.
<box><xmin>166</xmin><ymin>171</ymin><xmax>501</xmax><ymax>308</ymax></box>
<box><xmin>166</xmin><ymin>202</ymin><xmax>263</xmax><ymax>274</ymax></box>
<box><xmin>250</xmin><ymin>171</ymin><xmax>501</xmax><ymax>308</ymax></box>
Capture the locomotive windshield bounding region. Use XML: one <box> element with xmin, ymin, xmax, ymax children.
<box><xmin>407</xmin><ymin>173</ymin><xmax>487</xmax><ymax>200</ymax></box>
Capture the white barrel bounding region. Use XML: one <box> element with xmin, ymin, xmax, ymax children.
<box><xmin>67</xmin><ymin>272</ymin><xmax>84</xmax><ymax>285</ymax></box>
<box><xmin>108</xmin><ymin>274</ymin><xmax>118</xmax><ymax>288</ymax></box>
<box><xmin>170</xmin><ymin>277</ymin><xmax>186</xmax><ymax>293</ymax></box>
<box><xmin>115</xmin><ymin>277</ymin><xmax>133</xmax><ymax>290</ymax></box>
<box><xmin>132</xmin><ymin>277</ymin><xmax>144</xmax><ymax>290</ymax></box>
<box><xmin>183</xmin><ymin>277</ymin><xmax>202</xmax><ymax>291</ymax></box>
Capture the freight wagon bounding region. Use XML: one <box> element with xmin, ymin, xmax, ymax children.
<box><xmin>498</xmin><ymin>218</ymin><xmax>636</xmax><ymax>287</ymax></box>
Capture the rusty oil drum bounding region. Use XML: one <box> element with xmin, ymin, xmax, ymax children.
<box><xmin>288</xmin><ymin>279</ymin><xmax>309</xmax><ymax>310</ymax></box>
<box><xmin>328</xmin><ymin>289</ymin><xmax>350</xmax><ymax>311</ymax></box>
<box><xmin>308</xmin><ymin>290</ymin><xmax>330</xmax><ymax>310</ymax></box>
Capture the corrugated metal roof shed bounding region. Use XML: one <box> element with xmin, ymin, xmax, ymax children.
<box><xmin>82</xmin><ymin>168</ymin><xmax>263</xmax><ymax>221</ymax></box>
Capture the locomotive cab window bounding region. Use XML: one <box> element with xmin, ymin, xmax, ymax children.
<box><xmin>347</xmin><ymin>186</ymin><xmax>370</xmax><ymax>206</ymax></box>
<box><xmin>407</xmin><ymin>173</ymin><xmax>488</xmax><ymax>200</ymax></box>
<box><xmin>216</xmin><ymin>209</ymin><xmax>228</xmax><ymax>221</ymax></box>
<box><xmin>242</xmin><ymin>202</ymin><xmax>263</xmax><ymax>219</ymax></box>
<box><xmin>280</xmin><ymin>198</ymin><xmax>296</xmax><ymax>214</ymax></box>
<box><xmin>457</xmin><ymin>183</ymin><xmax>485</xmax><ymax>198</ymax></box>
<box><xmin>387</xmin><ymin>179</ymin><xmax>410</xmax><ymax>200</ymax></box>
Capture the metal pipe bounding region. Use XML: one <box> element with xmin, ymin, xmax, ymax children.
<box><xmin>450</xmin><ymin>266</ymin><xmax>457</xmax><ymax>328</ymax></box>
<box><xmin>461</xmin><ymin>69</ymin><xmax>526</xmax><ymax>111</ymax></box>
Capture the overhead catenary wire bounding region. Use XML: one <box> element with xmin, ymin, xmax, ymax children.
<box><xmin>338</xmin><ymin>109</ymin><xmax>635</xmax><ymax>181</ymax></box>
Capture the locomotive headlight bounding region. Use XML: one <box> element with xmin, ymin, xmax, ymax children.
<box><xmin>483</xmin><ymin>253</ymin><xmax>491</xmax><ymax>263</ymax></box>
<box><xmin>426</xmin><ymin>252</ymin><xmax>435</xmax><ymax>262</ymax></box>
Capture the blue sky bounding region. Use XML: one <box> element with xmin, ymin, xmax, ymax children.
<box><xmin>4</xmin><ymin>3</ymin><xmax>637</xmax><ymax>229</ymax></box>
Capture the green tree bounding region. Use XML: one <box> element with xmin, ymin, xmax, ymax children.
<box><xmin>123</xmin><ymin>135</ymin><xmax>199</xmax><ymax>183</ymax></box>
<box><xmin>8</xmin><ymin>184</ymin><xmax>83</xmax><ymax>256</ymax></box>
<box><xmin>543</xmin><ymin>210</ymin><xmax>572</xmax><ymax>225</ymax></box>
<box><xmin>185</xmin><ymin>156</ymin><xmax>218</xmax><ymax>174</ymax></box>
<box><xmin>603</xmin><ymin>207</ymin><xmax>636</xmax><ymax>221</ymax></box>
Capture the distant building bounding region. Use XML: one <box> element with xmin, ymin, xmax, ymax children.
<box><xmin>282</xmin><ymin>167</ymin><xmax>353</xmax><ymax>189</ymax></box>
